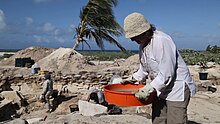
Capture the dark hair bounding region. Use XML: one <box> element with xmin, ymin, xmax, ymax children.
<box><xmin>90</xmin><ymin>92</ymin><xmax>99</xmax><ymax>103</ymax></box>
<box><xmin>145</xmin><ymin>24</ymin><xmax>156</xmax><ymax>38</ymax></box>
<box><xmin>44</xmin><ymin>74</ymin><xmax>51</xmax><ymax>80</ymax></box>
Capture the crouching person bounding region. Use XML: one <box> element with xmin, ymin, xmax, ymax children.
<box><xmin>87</xmin><ymin>88</ymin><xmax>122</xmax><ymax>115</ymax></box>
<box><xmin>87</xmin><ymin>88</ymin><xmax>108</xmax><ymax>107</ymax></box>
<box><xmin>41</xmin><ymin>73</ymin><xmax>53</xmax><ymax>113</ymax></box>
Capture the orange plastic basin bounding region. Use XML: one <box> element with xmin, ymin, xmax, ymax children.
<box><xmin>104</xmin><ymin>84</ymin><xmax>156</xmax><ymax>106</ymax></box>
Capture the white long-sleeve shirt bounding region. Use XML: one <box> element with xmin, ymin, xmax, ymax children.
<box><xmin>132</xmin><ymin>30</ymin><xmax>196</xmax><ymax>101</ymax></box>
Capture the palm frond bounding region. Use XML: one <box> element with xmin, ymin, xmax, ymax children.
<box><xmin>84</xmin><ymin>40</ymin><xmax>91</xmax><ymax>49</ymax></box>
<box><xmin>90</xmin><ymin>30</ymin><xmax>104</xmax><ymax>49</ymax></box>
<box><xmin>99</xmin><ymin>31</ymin><xmax>126</xmax><ymax>52</ymax></box>
<box><xmin>73</xmin><ymin>0</ymin><xmax>126</xmax><ymax>51</ymax></box>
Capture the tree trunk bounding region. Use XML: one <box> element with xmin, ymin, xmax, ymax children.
<box><xmin>73</xmin><ymin>39</ymin><xmax>79</xmax><ymax>50</ymax></box>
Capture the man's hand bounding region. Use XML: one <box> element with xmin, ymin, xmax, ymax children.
<box><xmin>133</xmin><ymin>84</ymin><xmax>154</xmax><ymax>101</ymax></box>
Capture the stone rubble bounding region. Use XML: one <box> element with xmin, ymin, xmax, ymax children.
<box><xmin>0</xmin><ymin>47</ymin><xmax>220</xmax><ymax>123</ymax></box>
<box><xmin>78</xmin><ymin>100</ymin><xmax>108</xmax><ymax>116</ymax></box>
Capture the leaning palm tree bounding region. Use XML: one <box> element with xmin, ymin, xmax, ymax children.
<box><xmin>73</xmin><ymin>0</ymin><xmax>126</xmax><ymax>51</ymax></box>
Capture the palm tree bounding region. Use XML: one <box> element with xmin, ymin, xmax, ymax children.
<box><xmin>73</xmin><ymin>0</ymin><xmax>126</xmax><ymax>52</ymax></box>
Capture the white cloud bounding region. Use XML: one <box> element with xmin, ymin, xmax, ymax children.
<box><xmin>0</xmin><ymin>9</ymin><xmax>6</xmax><ymax>30</ymax></box>
<box><xmin>25</xmin><ymin>17</ymin><xmax>33</xmax><ymax>25</ymax></box>
<box><xmin>218</xmin><ymin>23</ymin><xmax>220</xmax><ymax>28</ymax></box>
<box><xmin>68</xmin><ymin>24</ymin><xmax>75</xmax><ymax>33</ymax></box>
<box><xmin>203</xmin><ymin>34</ymin><xmax>220</xmax><ymax>39</ymax></box>
<box><xmin>54</xmin><ymin>29</ymin><xmax>61</xmax><ymax>35</ymax></box>
<box><xmin>34</xmin><ymin>0</ymin><xmax>51</xmax><ymax>3</ymax></box>
<box><xmin>202</xmin><ymin>33</ymin><xmax>220</xmax><ymax>45</ymax></box>
<box><xmin>43</xmin><ymin>22</ymin><xmax>55</xmax><ymax>32</ymax></box>
<box><xmin>55</xmin><ymin>36</ymin><xmax>65</xmax><ymax>43</ymax></box>
<box><xmin>54</xmin><ymin>29</ymin><xmax>66</xmax><ymax>43</ymax></box>
<box><xmin>33</xmin><ymin>35</ymin><xmax>49</xmax><ymax>42</ymax></box>
<box><xmin>170</xmin><ymin>31</ymin><xmax>186</xmax><ymax>38</ymax></box>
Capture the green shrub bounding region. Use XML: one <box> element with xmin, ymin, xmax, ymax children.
<box><xmin>79</xmin><ymin>51</ymin><xmax>135</xmax><ymax>61</ymax></box>
<box><xmin>179</xmin><ymin>49</ymin><xmax>220</xmax><ymax>65</ymax></box>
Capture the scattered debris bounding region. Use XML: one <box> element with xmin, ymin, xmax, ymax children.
<box><xmin>0</xmin><ymin>46</ymin><xmax>220</xmax><ymax>123</ymax></box>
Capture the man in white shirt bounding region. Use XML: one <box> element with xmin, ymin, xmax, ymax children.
<box><xmin>124</xmin><ymin>12</ymin><xmax>196</xmax><ymax>124</ymax></box>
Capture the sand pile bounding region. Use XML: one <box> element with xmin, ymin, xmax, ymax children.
<box><xmin>37</xmin><ymin>48</ymin><xmax>87</xmax><ymax>74</ymax></box>
<box><xmin>123</xmin><ymin>54</ymin><xmax>139</xmax><ymax>66</ymax></box>
<box><xmin>0</xmin><ymin>46</ymin><xmax>54</xmax><ymax>66</ymax></box>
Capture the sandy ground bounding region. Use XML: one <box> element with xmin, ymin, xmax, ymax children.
<box><xmin>188</xmin><ymin>89</ymin><xmax>220</xmax><ymax>123</ymax></box>
<box><xmin>1</xmin><ymin>47</ymin><xmax>220</xmax><ymax>124</ymax></box>
<box><xmin>10</xmin><ymin>86</ymin><xmax>219</xmax><ymax>124</ymax></box>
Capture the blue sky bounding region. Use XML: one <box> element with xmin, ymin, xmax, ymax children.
<box><xmin>0</xmin><ymin>0</ymin><xmax>220</xmax><ymax>50</ymax></box>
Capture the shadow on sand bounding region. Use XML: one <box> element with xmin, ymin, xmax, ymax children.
<box><xmin>51</xmin><ymin>94</ymin><xmax>77</xmax><ymax>112</ymax></box>
<box><xmin>188</xmin><ymin>120</ymin><xmax>201</xmax><ymax>124</ymax></box>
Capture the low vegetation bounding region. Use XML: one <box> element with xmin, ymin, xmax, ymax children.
<box><xmin>180</xmin><ymin>45</ymin><xmax>220</xmax><ymax>65</ymax></box>
<box><xmin>79</xmin><ymin>51</ymin><xmax>135</xmax><ymax>61</ymax></box>
<box><xmin>0</xmin><ymin>54</ymin><xmax>14</xmax><ymax>59</ymax></box>
<box><xmin>0</xmin><ymin>49</ymin><xmax>19</xmax><ymax>52</ymax></box>
<box><xmin>79</xmin><ymin>45</ymin><xmax>220</xmax><ymax>64</ymax></box>
<box><xmin>1</xmin><ymin>45</ymin><xmax>220</xmax><ymax>64</ymax></box>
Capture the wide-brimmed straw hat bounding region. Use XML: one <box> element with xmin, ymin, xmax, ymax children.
<box><xmin>124</xmin><ymin>12</ymin><xmax>151</xmax><ymax>38</ymax></box>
